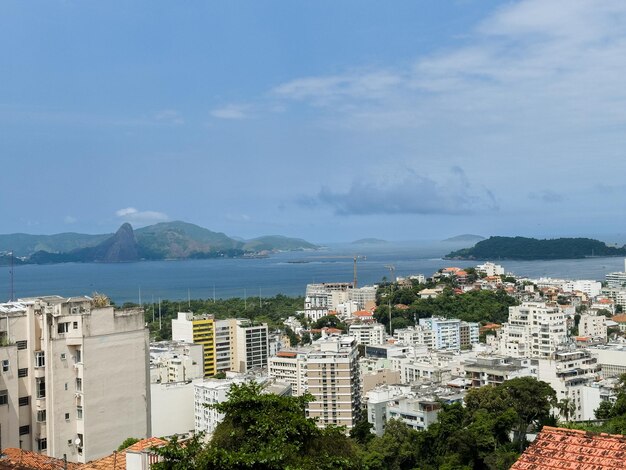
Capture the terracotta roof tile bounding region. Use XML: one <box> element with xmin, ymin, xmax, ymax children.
<box><xmin>81</xmin><ymin>437</ymin><xmax>167</xmax><ymax>470</ymax></box>
<box><xmin>0</xmin><ymin>449</ymin><xmax>81</xmax><ymax>470</ymax></box>
<box><xmin>512</xmin><ymin>426</ymin><xmax>626</xmax><ymax>469</ymax></box>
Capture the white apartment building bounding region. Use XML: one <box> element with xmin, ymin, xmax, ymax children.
<box><xmin>304</xmin><ymin>283</ymin><xmax>377</xmax><ymax>321</ymax></box>
<box><xmin>606</xmin><ymin>262</ymin><xmax>626</xmax><ymax>288</ymax></box>
<box><xmin>394</xmin><ymin>326</ymin><xmax>433</xmax><ymax>348</ymax></box>
<box><xmin>268</xmin><ymin>348</ymin><xmax>311</xmax><ymax>396</ymax></box>
<box><xmin>537</xmin><ymin>350</ymin><xmax>601</xmax><ymax>421</ymax></box>
<box><xmin>306</xmin><ymin>336</ymin><xmax>361</xmax><ymax>430</ymax></box>
<box><xmin>462</xmin><ymin>356</ymin><xmax>535</xmax><ymax>387</ymax></box>
<box><xmin>588</xmin><ymin>344</ymin><xmax>626</xmax><ymax>378</ymax></box>
<box><xmin>562</xmin><ymin>280</ymin><xmax>602</xmax><ymax>298</ymax></box>
<box><xmin>429</xmin><ymin>317</ymin><xmax>480</xmax><ymax>350</ymax></box>
<box><xmin>150</xmin><ymin>341</ymin><xmax>204</xmax><ymax>384</ymax></box>
<box><xmin>578</xmin><ymin>314</ymin><xmax>607</xmax><ymax>341</ymax></box>
<box><xmin>475</xmin><ymin>262</ymin><xmax>505</xmax><ymax>277</ymax></box>
<box><xmin>497</xmin><ymin>302</ymin><xmax>569</xmax><ymax>358</ymax></box>
<box><xmin>150</xmin><ymin>381</ymin><xmax>195</xmax><ymax>438</ymax></box>
<box><xmin>348</xmin><ymin>323</ymin><xmax>386</xmax><ymax>346</ymax></box>
<box><xmin>194</xmin><ymin>375</ymin><xmax>253</xmax><ymax>435</ymax></box>
<box><xmin>0</xmin><ymin>295</ymin><xmax>150</xmax><ymax>463</ymax></box>
<box><xmin>214</xmin><ymin>319</ymin><xmax>235</xmax><ymax>373</ymax></box>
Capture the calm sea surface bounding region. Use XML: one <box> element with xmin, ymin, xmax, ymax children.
<box><xmin>5</xmin><ymin>241</ymin><xmax>626</xmax><ymax>304</ymax></box>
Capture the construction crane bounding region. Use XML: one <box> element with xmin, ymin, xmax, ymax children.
<box><xmin>384</xmin><ymin>264</ymin><xmax>395</xmax><ymax>283</ymax></box>
<box><xmin>353</xmin><ymin>255</ymin><xmax>366</xmax><ymax>288</ymax></box>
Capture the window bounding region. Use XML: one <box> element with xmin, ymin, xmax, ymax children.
<box><xmin>58</xmin><ymin>322</ymin><xmax>70</xmax><ymax>334</ymax></box>
<box><xmin>77</xmin><ymin>406</ymin><xmax>83</xmax><ymax>420</ymax></box>
<box><xmin>76</xmin><ymin>378</ymin><xmax>82</xmax><ymax>392</ymax></box>
<box><xmin>60</xmin><ymin>353</ymin><xmax>66</xmax><ymax>360</ymax></box>
<box><xmin>35</xmin><ymin>351</ymin><xmax>45</xmax><ymax>368</ymax></box>
<box><xmin>64</xmin><ymin>383</ymin><xmax>68</xmax><ymax>391</ymax></box>
<box><xmin>37</xmin><ymin>409</ymin><xmax>46</xmax><ymax>422</ymax></box>
<box><xmin>2</xmin><ymin>360</ymin><xmax>9</xmax><ymax>372</ymax></box>
<box><xmin>18</xmin><ymin>368</ymin><xmax>28</xmax><ymax>378</ymax></box>
<box><xmin>36</xmin><ymin>378</ymin><xmax>45</xmax><ymax>398</ymax></box>
<box><xmin>73</xmin><ymin>321</ymin><xmax>78</xmax><ymax>329</ymax></box>
<box><xmin>64</xmin><ymin>412</ymin><xmax>70</xmax><ymax>420</ymax></box>
<box><xmin>19</xmin><ymin>396</ymin><xmax>30</xmax><ymax>406</ymax></box>
<box><xmin>19</xmin><ymin>425</ymin><xmax>30</xmax><ymax>436</ymax></box>
<box><xmin>16</xmin><ymin>340</ymin><xmax>27</xmax><ymax>350</ymax></box>
<box><xmin>0</xmin><ymin>390</ymin><xmax>7</xmax><ymax>405</ymax></box>
<box><xmin>75</xmin><ymin>349</ymin><xmax>82</xmax><ymax>363</ymax></box>
<box><xmin>37</xmin><ymin>438</ymin><xmax>47</xmax><ymax>451</ymax></box>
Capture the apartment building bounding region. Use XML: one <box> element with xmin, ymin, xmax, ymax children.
<box><xmin>150</xmin><ymin>341</ymin><xmax>204</xmax><ymax>384</ymax></box>
<box><xmin>171</xmin><ymin>312</ymin><xmax>216</xmax><ymax>376</ymax></box>
<box><xmin>0</xmin><ymin>295</ymin><xmax>150</xmax><ymax>463</ymax></box>
<box><xmin>463</xmin><ymin>356</ymin><xmax>535</xmax><ymax>388</ymax></box>
<box><xmin>268</xmin><ymin>348</ymin><xmax>311</xmax><ymax>396</ymax></box>
<box><xmin>306</xmin><ymin>336</ymin><xmax>361</xmax><ymax>430</ymax></box>
<box><xmin>348</xmin><ymin>322</ymin><xmax>386</xmax><ymax>346</ymax></box>
<box><xmin>232</xmin><ymin>319</ymin><xmax>269</xmax><ymax>372</ymax></box>
<box><xmin>537</xmin><ymin>350</ymin><xmax>601</xmax><ymax>421</ymax></box>
<box><xmin>578</xmin><ymin>314</ymin><xmax>607</xmax><ymax>341</ymax></box>
<box><xmin>496</xmin><ymin>302</ymin><xmax>569</xmax><ymax>358</ymax></box>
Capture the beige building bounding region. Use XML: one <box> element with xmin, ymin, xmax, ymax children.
<box><xmin>306</xmin><ymin>336</ymin><xmax>361</xmax><ymax>430</ymax></box>
<box><xmin>0</xmin><ymin>295</ymin><xmax>150</xmax><ymax>463</ymax></box>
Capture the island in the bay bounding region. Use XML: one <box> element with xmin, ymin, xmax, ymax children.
<box><xmin>0</xmin><ymin>221</ymin><xmax>317</xmax><ymax>265</ymax></box>
<box><xmin>445</xmin><ymin>236</ymin><xmax>626</xmax><ymax>260</ymax></box>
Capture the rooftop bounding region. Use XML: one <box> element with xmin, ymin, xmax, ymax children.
<box><xmin>511</xmin><ymin>426</ymin><xmax>626</xmax><ymax>469</ymax></box>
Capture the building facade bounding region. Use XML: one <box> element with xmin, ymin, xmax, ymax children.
<box><xmin>0</xmin><ymin>295</ymin><xmax>150</xmax><ymax>463</ymax></box>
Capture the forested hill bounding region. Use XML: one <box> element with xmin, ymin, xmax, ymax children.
<box><xmin>445</xmin><ymin>236</ymin><xmax>626</xmax><ymax>260</ymax></box>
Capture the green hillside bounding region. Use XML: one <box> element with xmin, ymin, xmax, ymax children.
<box><xmin>243</xmin><ymin>235</ymin><xmax>317</xmax><ymax>252</ymax></box>
<box><xmin>445</xmin><ymin>236</ymin><xmax>626</xmax><ymax>260</ymax></box>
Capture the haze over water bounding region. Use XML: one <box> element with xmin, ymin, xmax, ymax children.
<box><xmin>6</xmin><ymin>241</ymin><xmax>625</xmax><ymax>304</ymax></box>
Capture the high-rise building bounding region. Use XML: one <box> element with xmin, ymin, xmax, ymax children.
<box><xmin>172</xmin><ymin>312</ymin><xmax>216</xmax><ymax>376</ymax></box>
<box><xmin>0</xmin><ymin>295</ymin><xmax>150</xmax><ymax>463</ymax></box>
<box><xmin>497</xmin><ymin>302</ymin><xmax>569</xmax><ymax>358</ymax></box>
<box><xmin>305</xmin><ymin>336</ymin><xmax>361</xmax><ymax>430</ymax></box>
<box><xmin>232</xmin><ymin>319</ymin><xmax>269</xmax><ymax>372</ymax></box>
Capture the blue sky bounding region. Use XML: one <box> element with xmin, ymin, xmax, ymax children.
<box><xmin>2</xmin><ymin>0</ymin><xmax>626</xmax><ymax>243</ymax></box>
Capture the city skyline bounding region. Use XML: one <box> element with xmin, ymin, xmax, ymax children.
<box><xmin>2</xmin><ymin>0</ymin><xmax>626</xmax><ymax>242</ymax></box>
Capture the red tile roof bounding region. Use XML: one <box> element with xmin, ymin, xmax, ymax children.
<box><xmin>81</xmin><ymin>437</ymin><xmax>167</xmax><ymax>470</ymax></box>
<box><xmin>0</xmin><ymin>449</ymin><xmax>81</xmax><ymax>470</ymax></box>
<box><xmin>511</xmin><ymin>426</ymin><xmax>626</xmax><ymax>469</ymax></box>
<box><xmin>612</xmin><ymin>314</ymin><xmax>626</xmax><ymax>323</ymax></box>
<box><xmin>353</xmin><ymin>310</ymin><xmax>373</xmax><ymax>317</ymax></box>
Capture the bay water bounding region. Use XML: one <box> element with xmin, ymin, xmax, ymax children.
<box><xmin>5</xmin><ymin>241</ymin><xmax>625</xmax><ymax>304</ymax></box>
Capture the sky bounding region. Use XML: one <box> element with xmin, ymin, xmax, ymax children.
<box><xmin>2</xmin><ymin>0</ymin><xmax>626</xmax><ymax>243</ymax></box>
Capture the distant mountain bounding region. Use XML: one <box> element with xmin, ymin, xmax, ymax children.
<box><xmin>445</xmin><ymin>236</ymin><xmax>626</xmax><ymax>260</ymax></box>
<box><xmin>243</xmin><ymin>235</ymin><xmax>317</xmax><ymax>252</ymax></box>
<box><xmin>29</xmin><ymin>223</ymin><xmax>140</xmax><ymax>263</ymax></box>
<box><xmin>442</xmin><ymin>234</ymin><xmax>486</xmax><ymax>243</ymax></box>
<box><xmin>1</xmin><ymin>221</ymin><xmax>317</xmax><ymax>264</ymax></box>
<box><xmin>135</xmin><ymin>221</ymin><xmax>243</xmax><ymax>259</ymax></box>
<box><xmin>0</xmin><ymin>232</ymin><xmax>110</xmax><ymax>257</ymax></box>
<box><xmin>351</xmin><ymin>238</ymin><xmax>389</xmax><ymax>245</ymax></box>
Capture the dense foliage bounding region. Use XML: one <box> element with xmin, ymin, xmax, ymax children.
<box><xmin>131</xmin><ymin>294</ymin><xmax>304</xmax><ymax>340</ymax></box>
<box><xmin>154</xmin><ymin>378</ymin><xmax>556</xmax><ymax>470</ymax></box>
<box><xmin>445</xmin><ymin>236</ymin><xmax>626</xmax><ymax>260</ymax></box>
<box><xmin>375</xmin><ymin>283</ymin><xmax>518</xmax><ymax>331</ymax></box>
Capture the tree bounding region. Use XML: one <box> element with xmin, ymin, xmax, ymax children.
<box><xmin>117</xmin><ymin>437</ymin><xmax>140</xmax><ymax>451</ymax></box>
<box><xmin>500</xmin><ymin>377</ymin><xmax>556</xmax><ymax>450</ymax></box>
<box><xmin>156</xmin><ymin>381</ymin><xmax>360</xmax><ymax>470</ymax></box>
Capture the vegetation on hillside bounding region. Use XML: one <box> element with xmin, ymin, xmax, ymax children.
<box><xmin>153</xmin><ymin>377</ymin><xmax>556</xmax><ymax>470</ymax></box>
<box><xmin>375</xmin><ymin>279</ymin><xmax>518</xmax><ymax>331</ymax></box>
<box><xmin>446</xmin><ymin>236</ymin><xmax>626</xmax><ymax>260</ymax></box>
<box><xmin>130</xmin><ymin>294</ymin><xmax>304</xmax><ymax>340</ymax></box>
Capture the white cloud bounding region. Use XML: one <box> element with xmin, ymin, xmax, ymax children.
<box><xmin>270</xmin><ymin>0</ymin><xmax>626</xmax><ymax>134</ymax></box>
<box><xmin>115</xmin><ymin>207</ymin><xmax>169</xmax><ymax>225</ymax></box>
<box><xmin>154</xmin><ymin>109</ymin><xmax>184</xmax><ymax>125</ymax></box>
<box><xmin>210</xmin><ymin>104</ymin><xmax>251</xmax><ymax>120</ymax></box>
<box><xmin>64</xmin><ymin>215</ymin><xmax>77</xmax><ymax>224</ymax></box>
<box><xmin>303</xmin><ymin>167</ymin><xmax>498</xmax><ymax>216</ymax></box>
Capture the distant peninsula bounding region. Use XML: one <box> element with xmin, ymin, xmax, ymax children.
<box><xmin>444</xmin><ymin>236</ymin><xmax>626</xmax><ymax>260</ymax></box>
<box><xmin>0</xmin><ymin>221</ymin><xmax>318</xmax><ymax>265</ymax></box>
<box><xmin>442</xmin><ymin>234</ymin><xmax>485</xmax><ymax>243</ymax></box>
<box><xmin>351</xmin><ymin>238</ymin><xmax>389</xmax><ymax>245</ymax></box>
